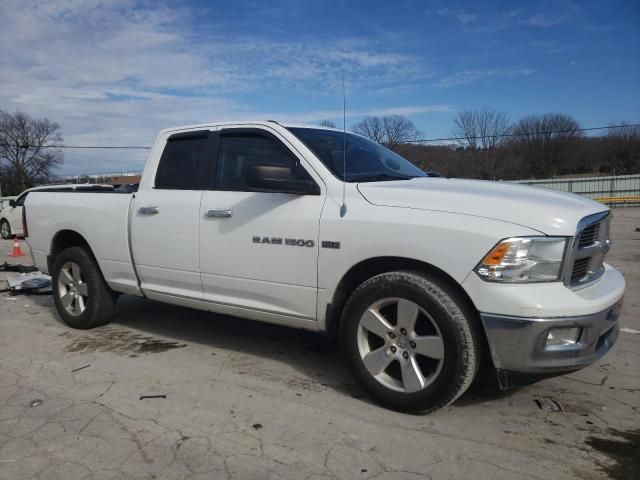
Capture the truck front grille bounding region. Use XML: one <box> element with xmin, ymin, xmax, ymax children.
<box><xmin>578</xmin><ymin>223</ymin><xmax>600</xmax><ymax>248</ymax></box>
<box><xmin>571</xmin><ymin>258</ymin><xmax>590</xmax><ymax>283</ymax></box>
<box><xmin>565</xmin><ymin>212</ymin><xmax>611</xmax><ymax>288</ymax></box>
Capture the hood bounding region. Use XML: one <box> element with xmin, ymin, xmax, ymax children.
<box><xmin>357</xmin><ymin>177</ymin><xmax>607</xmax><ymax>235</ymax></box>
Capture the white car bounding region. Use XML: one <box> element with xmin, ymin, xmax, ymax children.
<box><xmin>1</xmin><ymin>190</ymin><xmax>28</xmax><ymax>238</ymax></box>
<box><xmin>24</xmin><ymin>121</ymin><xmax>625</xmax><ymax>413</ymax></box>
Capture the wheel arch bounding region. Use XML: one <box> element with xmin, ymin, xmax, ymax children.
<box><xmin>325</xmin><ymin>256</ymin><xmax>488</xmax><ymax>356</ymax></box>
<box><xmin>48</xmin><ymin>230</ymin><xmax>93</xmax><ymax>272</ymax></box>
<box><xmin>49</xmin><ymin>231</ymin><xmax>116</xmax><ymax>328</ymax></box>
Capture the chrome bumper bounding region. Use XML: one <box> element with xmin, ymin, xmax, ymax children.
<box><xmin>480</xmin><ymin>299</ymin><xmax>622</xmax><ymax>374</ymax></box>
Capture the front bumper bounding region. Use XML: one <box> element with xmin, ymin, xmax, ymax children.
<box><xmin>480</xmin><ymin>298</ymin><xmax>622</xmax><ymax>375</ymax></box>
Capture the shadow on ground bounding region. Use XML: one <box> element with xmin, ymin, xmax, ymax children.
<box><xmin>61</xmin><ymin>294</ymin><xmax>515</xmax><ymax>410</ymax></box>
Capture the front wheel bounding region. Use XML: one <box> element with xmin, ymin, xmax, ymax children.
<box><xmin>339</xmin><ymin>271</ymin><xmax>480</xmax><ymax>413</ymax></box>
<box><xmin>52</xmin><ymin>246</ymin><xmax>115</xmax><ymax>329</ymax></box>
<box><xmin>0</xmin><ymin>219</ymin><xmax>11</xmax><ymax>239</ymax></box>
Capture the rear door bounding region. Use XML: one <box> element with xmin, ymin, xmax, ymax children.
<box><xmin>130</xmin><ymin>130</ymin><xmax>214</xmax><ymax>298</ymax></box>
<box><xmin>199</xmin><ymin>127</ymin><xmax>325</xmax><ymax>321</ymax></box>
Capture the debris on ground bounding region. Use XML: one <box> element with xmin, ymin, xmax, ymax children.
<box><xmin>2</xmin><ymin>271</ymin><xmax>52</xmax><ymax>294</ymax></box>
<box><xmin>21</xmin><ymin>277</ymin><xmax>51</xmax><ymax>290</ymax></box>
<box><xmin>139</xmin><ymin>394</ymin><xmax>167</xmax><ymax>400</ymax></box>
<box><xmin>534</xmin><ymin>396</ymin><xmax>564</xmax><ymax>412</ymax></box>
<box><xmin>71</xmin><ymin>364</ymin><xmax>91</xmax><ymax>373</ymax></box>
<box><xmin>0</xmin><ymin>262</ymin><xmax>39</xmax><ymax>273</ymax></box>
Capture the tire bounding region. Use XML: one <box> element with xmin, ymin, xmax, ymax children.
<box><xmin>51</xmin><ymin>246</ymin><xmax>115</xmax><ymax>329</ymax></box>
<box><xmin>339</xmin><ymin>271</ymin><xmax>480</xmax><ymax>413</ymax></box>
<box><xmin>0</xmin><ymin>219</ymin><xmax>11</xmax><ymax>240</ymax></box>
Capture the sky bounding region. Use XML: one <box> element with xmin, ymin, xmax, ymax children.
<box><xmin>0</xmin><ymin>0</ymin><xmax>639</xmax><ymax>175</ymax></box>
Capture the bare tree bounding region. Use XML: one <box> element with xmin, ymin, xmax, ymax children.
<box><xmin>509</xmin><ymin>113</ymin><xmax>581</xmax><ymax>178</ymax></box>
<box><xmin>602</xmin><ymin>122</ymin><xmax>640</xmax><ymax>175</ymax></box>
<box><xmin>352</xmin><ymin>115</ymin><xmax>421</xmax><ymax>151</ymax></box>
<box><xmin>352</xmin><ymin>116</ymin><xmax>386</xmax><ymax>143</ymax></box>
<box><xmin>0</xmin><ymin>110</ymin><xmax>63</xmax><ymax>194</ymax></box>
<box><xmin>452</xmin><ymin>107</ymin><xmax>510</xmax><ymax>179</ymax></box>
<box><xmin>318</xmin><ymin>120</ymin><xmax>337</xmax><ymax>128</ymax></box>
<box><xmin>396</xmin><ymin>112</ymin><xmax>639</xmax><ymax>180</ymax></box>
<box><xmin>453</xmin><ymin>107</ymin><xmax>510</xmax><ymax>150</ymax></box>
<box><xmin>382</xmin><ymin>115</ymin><xmax>421</xmax><ymax>150</ymax></box>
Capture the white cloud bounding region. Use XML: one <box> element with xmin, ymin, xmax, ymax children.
<box><xmin>526</xmin><ymin>13</ymin><xmax>566</xmax><ymax>27</ymax></box>
<box><xmin>56</xmin><ymin>103</ymin><xmax>454</xmax><ymax>175</ymax></box>
<box><xmin>437</xmin><ymin>68</ymin><xmax>535</xmax><ymax>88</ymax></box>
<box><xmin>528</xmin><ymin>40</ymin><xmax>573</xmax><ymax>54</ymax></box>
<box><xmin>517</xmin><ymin>1</ymin><xmax>584</xmax><ymax>28</ymax></box>
<box><xmin>584</xmin><ymin>24</ymin><xmax>617</xmax><ymax>32</ymax></box>
<box><xmin>470</xmin><ymin>2</ymin><xmax>584</xmax><ymax>33</ymax></box>
<box><xmin>0</xmin><ymin>0</ymin><xmax>439</xmax><ymax>174</ymax></box>
<box><xmin>279</xmin><ymin>105</ymin><xmax>453</xmax><ymax>123</ymax></box>
<box><xmin>435</xmin><ymin>6</ymin><xmax>478</xmax><ymax>24</ymax></box>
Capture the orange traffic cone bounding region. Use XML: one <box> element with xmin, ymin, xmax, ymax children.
<box><xmin>9</xmin><ymin>236</ymin><xmax>25</xmax><ymax>257</ymax></box>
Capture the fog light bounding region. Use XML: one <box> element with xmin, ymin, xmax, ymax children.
<box><xmin>546</xmin><ymin>327</ymin><xmax>582</xmax><ymax>347</ymax></box>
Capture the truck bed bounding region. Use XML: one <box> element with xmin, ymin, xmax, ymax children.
<box><xmin>26</xmin><ymin>191</ymin><xmax>140</xmax><ymax>295</ymax></box>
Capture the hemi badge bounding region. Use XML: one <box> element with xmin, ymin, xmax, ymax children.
<box><xmin>321</xmin><ymin>241</ymin><xmax>341</xmax><ymax>249</ymax></box>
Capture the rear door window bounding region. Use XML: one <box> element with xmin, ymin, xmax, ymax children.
<box><xmin>155</xmin><ymin>132</ymin><xmax>211</xmax><ymax>190</ymax></box>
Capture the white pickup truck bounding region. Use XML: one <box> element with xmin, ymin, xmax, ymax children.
<box><xmin>25</xmin><ymin>121</ymin><xmax>625</xmax><ymax>412</ymax></box>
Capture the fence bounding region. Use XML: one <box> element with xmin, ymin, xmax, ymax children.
<box><xmin>513</xmin><ymin>174</ymin><xmax>640</xmax><ymax>205</ymax></box>
<box><xmin>58</xmin><ymin>172</ymin><xmax>143</xmax><ymax>184</ymax></box>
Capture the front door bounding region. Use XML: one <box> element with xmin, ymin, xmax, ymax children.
<box><xmin>199</xmin><ymin>128</ymin><xmax>325</xmax><ymax>321</ymax></box>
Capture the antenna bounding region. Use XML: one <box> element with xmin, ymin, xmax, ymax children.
<box><xmin>340</xmin><ymin>70</ymin><xmax>347</xmax><ymax>218</ymax></box>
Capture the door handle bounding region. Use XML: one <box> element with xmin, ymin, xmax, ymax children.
<box><xmin>206</xmin><ymin>209</ymin><xmax>232</xmax><ymax>218</ymax></box>
<box><xmin>138</xmin><ymin>206</ymin><xmax>159</xmax><ymax>215</ymax></box>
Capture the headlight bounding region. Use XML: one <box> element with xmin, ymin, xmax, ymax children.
<box><xmin>475</xmin><ymin>237</ymin><xmax>567</xmax><ymax>283</ymax></box>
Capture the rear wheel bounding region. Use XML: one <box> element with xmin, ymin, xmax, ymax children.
<box><xmin>339</xmin><ymin>271</ymin><xmax>480</xmax><ymax>413</ymax></box>
<box><xmin>52</xmin><ymin>246</ymin><xmax>115</xmax><ymax>329</ymax></box>
<box><xmin>0</xmin><ymin>219</ymin><xmax>11</xmax><ymax>239</ymax></box>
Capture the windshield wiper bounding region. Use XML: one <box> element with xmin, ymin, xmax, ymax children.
<box><xmin>349</xmin><ymin>173</ymin><xmax>415</xmax><ymax>182</ymax></box>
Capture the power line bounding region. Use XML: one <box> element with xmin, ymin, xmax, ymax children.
<box><xmin>0</xmin><ymin>143</ymin><xmax>150</xmax><ymax>150</ymax></box>
<box><xmin>1</xmin><ymin>123</ymin><xmax>638</xmax><ymax>149</ymax></box>
<box><xmin>54</xmin><ymin>145</ymin><xmax>150</xmax><ymax>149</ymax></box>
<box><xmin>407</xmin><ymin>124</ymin><xmax>640</xmax><ymax>144</ymax></box>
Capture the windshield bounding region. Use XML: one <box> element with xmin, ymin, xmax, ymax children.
<box><xmin>15</xmin><ymin>193</ymin><xmax>28</xmax><ymax>206</ymax></box>
<box><xmin>287</xmin><ymin>127</ymin><xmax>426</xmax><ymax>182</ymax></box>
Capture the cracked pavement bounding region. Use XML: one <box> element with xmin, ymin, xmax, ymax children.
<box><xmin>1</xmin><ymin>208</ymin><xmax>638</xmax><ymax>480</ymax></box>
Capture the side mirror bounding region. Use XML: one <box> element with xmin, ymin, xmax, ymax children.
<box><xmin>9</xmin><ymin>199</ymin><xmax>16</xmax><ymax>207</ymax></box>
<box><xmin>246</xmin><ymin>164</ymin><xmax>319</xmax><ymax>195</ymax></box>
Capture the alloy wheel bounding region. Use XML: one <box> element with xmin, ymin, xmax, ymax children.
<box><xmin>357</xmin><ymin>297</ymin><xmax>445</xmax><ymax>393</ymax></box>
<box><xmin>57</xmin><ymin>261</ymin><xmax>88</xmax><ymax>316</ymax></box>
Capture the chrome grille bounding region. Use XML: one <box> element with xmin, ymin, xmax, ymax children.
<box><xmin>565</xmin><ymin>212</ymin><xmax>611</xmax><ymax>288</ymax></box>
<box><xmin>578</xmin><ymin>223</ymin><xmax>600</xmax><ymax>248</ymax></box>
<box><xmin>571</xmin><ymin>258</ymin><xmax>590</xmax><ymax>283</ymax></box>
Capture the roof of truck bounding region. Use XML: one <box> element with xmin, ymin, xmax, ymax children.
<box><xmin>158</xmin><ymin>120</ymin><xmax>342</xmax><ymax>136</ymax></box>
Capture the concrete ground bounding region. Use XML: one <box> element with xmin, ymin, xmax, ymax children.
<box><xmin>1</xmin><ymin>209</ymin><xmax>638</xmax><ymax>480</ymax></box>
